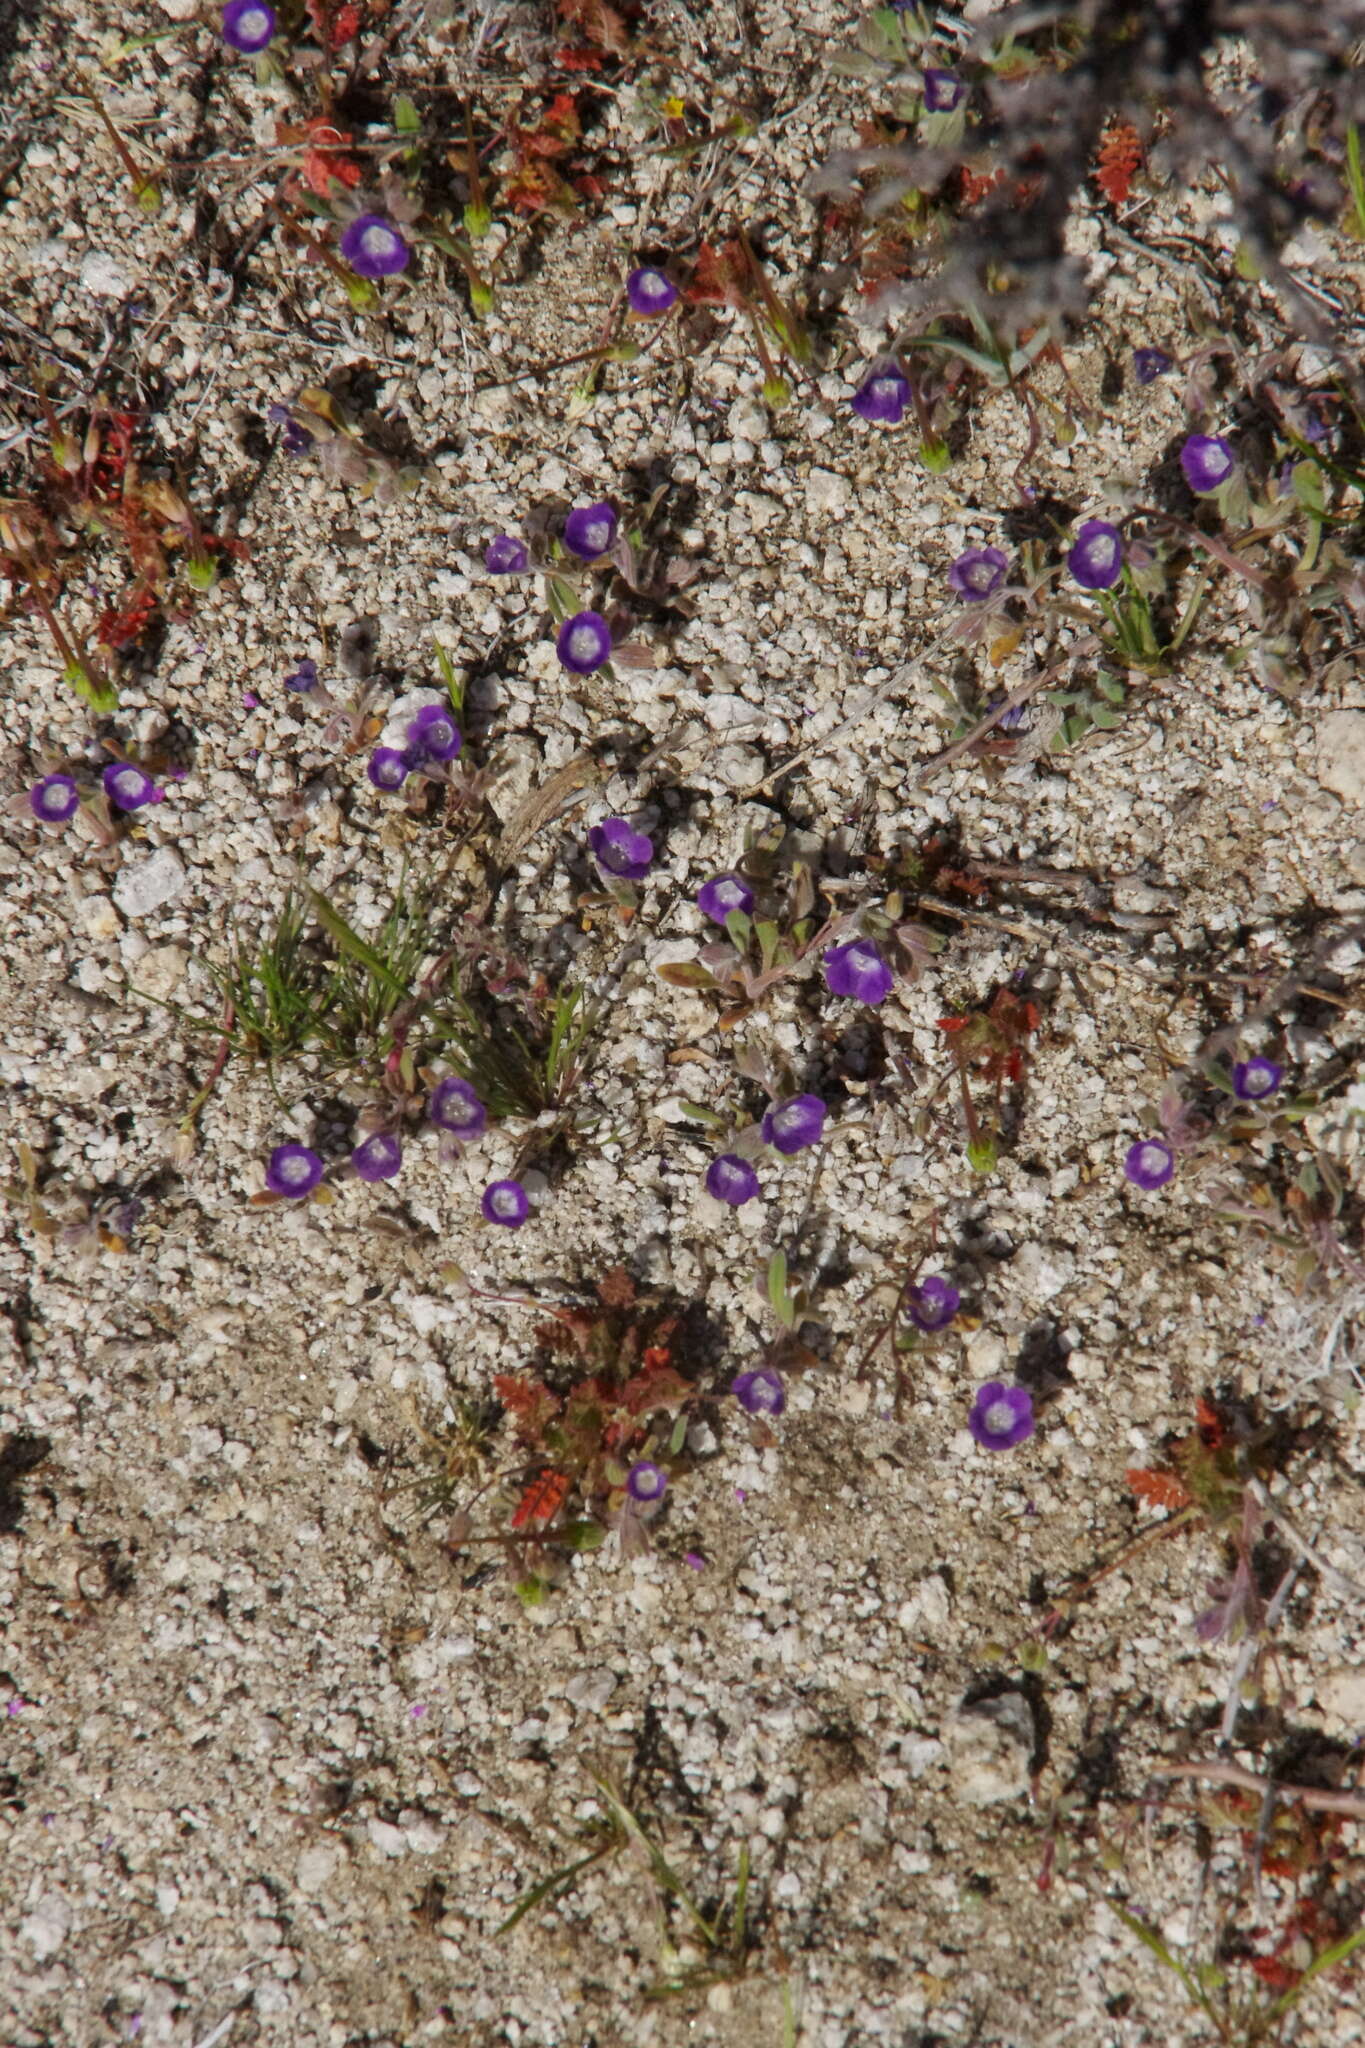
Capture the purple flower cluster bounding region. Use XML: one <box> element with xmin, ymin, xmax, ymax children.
<box><xmin>1180</xmin><ymin>433</ymin><xmax>1237</xmax><ymax>495</ymax></box>
<box><xmin>1233</xmin><ymin>1057</ymin><xmax>1282</xmax><ymax>1103</ymax></box>
<box><xmin>1125</xmin><ymin>1138</ymin><xmax>1175</xmax><ymax>1191</ymax></box>
<box><xmin>732</xmin><ymin>1366</ymin><xmax>785</xmax><ymax>1417</ymax></box>
<box><xmin>339</xmin><ymin>215</ymin><xmax>410</xmax><ymax>280</ymax></box>
<box><xmin>564</xmin><ymin>503</ymin><xmax>618</xmax><ymax>561</ymax></box>
<box><xmin>968</xmin><ymin>1383</ymin><xmax>1034</xmax><ymax>1451</ymax></box>
<box><xmin>851</xmin><ymin>363</ymin><xmax>911</xmax><ymax>425</ymax></box>
<box><xmin>485</xmin><ymin>535</ymin><xmax>528</xmax><ymax>574</ymax></box>
<box><xmin>626</xmin><ymin>267</ymin><xmax>677</xmax><ymax>317</ymax></box>
<box><xmin>367</xmin><ymin>693</ymin><xmax>464</xmax><ymax>794</ymax></box>
<box><xmin>948</xmin><ymin>547</ymin><xmax>1008</xmax><ymax>602</ymax></box>
<box><xmin>221</xmin><ymin>0</ymin><xmax>275</xmax><ymax>52</ymax></box>
<box><xmin>907</xmin><ymin>1276</ymin><xmax>959</xmax><ymax>1335</ymax></box>
<box><xmin>1068</xmin><ymin>519</ymin><xmax>1124</xmax><ymax>591</ymax></box>
<box><xmin>557</xmin><ymin>610</ymin><xmax>613</xmax><ymax>674</ymax></box>
<box><xmin>103</xmin><ymin>763</ymin><xmax>163</xmax><ymax>811</ymax></box>
<box><xmin>589</xmin><ymin>816</ymin><xmax>653</xmax><ymax>881</ymax></box>
<box><xmin>823</xmin><ymin>937</ymin><xmax>893</xmax><ymax>1005</ymax></box>
<box><xmin>761</xmin><ymin>1095</ymin><xmax>825</xmax><ymax>1155</ymax></box>
<box><xmin>29</xmin><ymin>774</ymin><xmax>80</xmax><ymax>825</ymax></box>
<box><xmin>697</xmin><ymin>873</ymin><xmax>754</xmax><ymax>923</ymax></box>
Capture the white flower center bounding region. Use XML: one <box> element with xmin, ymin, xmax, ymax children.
<box><xmin>871</xmin><ymin>378</ymin><xmax>900</xmax><ymax>402</ymax></box>
<box><xmin>279</xmin><ymin>1155</ymin><xmax>312</xmax><ymax>1186</ymax></box>
<box><xmin>568</xmin><ymin>623</ymin><xmax>602</xmax><ymax>662</ymax></box>
<box><xmin>360</xmin><ymin>223</ymin><xmax>396</xmax><ymax>259</ymax></box>
<box><xmin>490</xmin><ymin>1188</ymin><xmax>520</xmax><ymax>1217</ymax></box>
<box><xmin>637</xmin><ymin>271</ymin><xmax>669</xmax><ymax>301</ymax></box>
<box><xmin>239</xmin><ymin>6</ymin><xmax>270</xmax><ymax>38</ymax></box>
<box><xmin>984</xmin><ymin>1399</ymin><xmax>1016</xmax><ymax>1436</ymax></box>
<box><xmin>580</xmin><ymin>519</ymin><xmax>610</xmax><ymax>553</ymax></box>
<box><xmin>714</xmin><ymin>881</ymin><xmax>746</xmax><ymax>913</ymax></box>
<box><xmin>1137</xmin><ymin>1144</ymin><xmax>1168</xmax><ymax>1177</ymax></box>
<box><xmin>1089</xmin><ymin>534</ymin><xmax>1118</xmax><ymax>571</ymax></box>
<box><xmin>110</xmin><ymin>770</ymin><xmax>143</xmax><ymax>802</ymax></box>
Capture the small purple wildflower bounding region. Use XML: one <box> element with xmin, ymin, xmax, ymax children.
<box><xmin>706</xmin><ymin>1154</ymin><xmax>760</xmax><ymax>1207</ymax></box>
<box><xmin>1232</xmin><ymin>1057</ymin><xmax>1283</xmax><ymax>1103</ymax></box>
<box><xmin>732</xmin><ymin>1366</ymin><xmax>786</xmax><ymax>1417</ymax></box>
<box><xmin>428</xmin><ymin>1077</ymin><xmax>487</xmax><ymax>1141</ymax></box>
<box><xmin>1067</xmin><ymin>518</ymin><xmax>1124</xmax><ymax>591</ymax></box>
<box><xmin>267</xmin><ymin>403</ymin><xmax>313</xmax><ymax>457</ymax></box>
<box><xmin>761</xmin><ymin>1094</ymin><xmax>826</xmax><ymax>1155</ymax></box>
<box><xmin>948</xmin><ymin>545</ymin><xmax>1009</xmax><ymax>601</ymax></box>
<box><xmin>851</xmin><ymin>364</ymin><xmax>912</xmax><ymax>425</ymax></box>
<box><xmin>907</xmin><ymin>1275</ymin><xmax>960</xmax><ymax>1334</ymax></box>
<box><xmin>351</xmin><ymin>1132</ymin><xmax>403</xmax><ymax>1183</ymax></box>
<box><xmin>102</xmin><ymin>763</ymin><xmax>163</xmax><ymax>811</ymax></box>
<box><xmin>922</xmin><ymin>68</ymin><xmax>965</xmax><ymax>112</ymax></box>
<box><xmin>221</xmin><ymin>0</ymin><xmax>275</xmax><ymax>52</ymax></box>
<box><xmin>484</xmin><ymin>534</ymin><xmax>528</xmax><ymax>574</ymax></box>
<box><xmin>1125</xmin><ymin>1137</ymin><xmax>1175</xmax><ymax>1190</ymax></box>
<box><xmin>406</xmin><ymin>704</ymin><xmax>462</xmax><ymax>762</ymax></box>
<box><xmin>29</xmin><ymin>773</ymin><xmax>79</xmax><ymax>825</ymax></box>
<box><xmin>589</xmin><ymin>816</ymin><xmax>653</xmax><ymax>881</ymax></box>
<box><xmin>563</xmin><ymin>503</ymin><xmax>618</xmax><ymax>560</ymax></box>
<box><xmin>968</xmin><ymin>1382</ymin><xmax>1034</xmax><ymax>1452</ymax></box>
<box><xmin>265</xmin><ymin>1144</ymin><xmax>324</xmax><ymax>1198</ymax></box>
<box><xmin>823</xmin><ymin>937</ymin><xmax>894</xmax><ymax>1005</ymax></box>
<box><xmin>367</xmin><ymin>746</ymin><xmax>410</xmax><ymax>792</ymax></box>
<box><xmin>482</xmin><ymin>1178</ymin><xmax>530</xmax><ymax>1227</ymax></box>
<box><xmin>339</xmin><ymin>214</ymin><xmax>410</xmax><ymax>280</ymax></box>
<box><xmin>626</xmin><ymin>1460</ymin><xmax>668</xmax><ymax>1504</ymax></box>
<box><xmin>284</xmin><ymin>658</ymin><xmax>318</xmax><ymax>692</ymax></box>
<box><xmin>557</xmin><ymin>610</ymin><xmax>613</xmax><ymax>674</ymax></box>
<box><xmin>697</xmin><ymin>873</ymin><xmax>755</xmax><ymax>923</ymax></box>
<box><xmin>1133</xmin><ymin>346</ymin><xmax>1173</xmax><ymax>386</ymax></box>
<box><xmin>626</xmin><ymin>266</ymin><xmax>678</xmax><ymax>316</ymax></box>
<box><xmin>1180</xmin><ymin>433</ymin><xmax>1237</xmax><ymax>494</ymax></box>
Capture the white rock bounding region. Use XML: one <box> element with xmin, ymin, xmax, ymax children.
<box><xmin>20</xmin><ymin>1894</ymin><xmax>71</xmax><ymax>1958</ymax></box>
<box><xmin>944</xmin><ymin>1693</ymin><xmax>1034</xmax><ymax>1806</ymax></box>
<box><xmin>1316</xmin><ymin>711</ymin><xmax>1365</xmax><ymax>804</ymax></box>
<box><xmin>897</xmin><ymin>1572</ymin><xmax>952</xmax><ymax>1638</ymax></box>
<box><xmin>77</xmin><ymin>894</ymin><xmax>122</xmax><ymax>943</ymax></box>
<box><xmin>367</xmin><ymin>1818</ymin><xmax>407</xmax><ymax>1857</ymax></box>
<box><xmin>806</xmin><ymin>467</ymin><xmax>850</xmax><ymax>518</ymax></box>
<box><xmin>1317</xmin><ymin>1666</ymin><xmax>1365</xmax><ymax>1735</ymax></box>
<box><xmin>79</xmin><ymin>250</ymin><xmax>135</xmax><ymax>299</ymax></box>
<box><xmin>112</xmin><ymin>847</ymin><xmax>187</xmax><ymax>918</ymax></box>
<box><xmin>564</xmin><ymin>1667</ymin><xmax>617</xmax><ymax>1711</ymax></box>
<box><xmin>703</xmin><ymin>693</ymin><xmax>757</xmax><ymax>729</ymax></box>
<box><xmin>130</xmin><ymin>944</ymin><xmax>189</xmax><ymax>1000</ymax></box>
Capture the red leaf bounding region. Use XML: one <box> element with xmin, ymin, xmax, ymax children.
<box><xmin>1095</xmin><ymin>121</ymin><xmax>1142</xmax><ymax>205</ymax></box>
<box><xmin>511</xmin><ymin>1468</ymin><xmax>570</xmax><ymax>1529</ymax></box>
<box><xmin>1125</xmin><ymin>1468</ymin><xmax>1193</xmax><ymax>1512</ymax></box>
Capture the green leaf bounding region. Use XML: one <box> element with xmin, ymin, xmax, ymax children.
<box><xmin>967</xmin><ymin>1134</ymin><xmax>999</xmax><ymax>1174</ymax></box>
<box><xmin>656</xmin><ymin>961</ymin><xmax>716</xmax><ymax>990</ymax></box>
<box><xmin>767</xmin><ymin>1250</ymin><xmax>797</xmax><ymax>1329</ymax></box>
<box><xmin>393</xmin><ymin>94</ymin><xmax>421</xmax><ymax>134</ymax></box>
<box><xmin>494</xmin><ymin>1845</ymin><xmax>610</xmax><ymax>1937</ymax></box>
<box><xmin>433</xmin><ymin>638</ymin><xmax>464</xmax><ymax>714</ymax></box>
<box><xmin>1108</xmin><ymin>1902</ymin><xmax>1220</xmax><ymax>2023</ymax></box>
<box><xmin>515</xmin><ymin>1573</ymin><xmax>551</xmax><ymax>1610</ymax></box>
<box><xmin>1266</xmin><ymin>1922</ymin><xmax>1365</xmax><ymax>2021</ymax></box>
<box><xmin>562</xmin><ymin>1519</ymin><xmax>606</xmax><ymax>1552</ymax></box>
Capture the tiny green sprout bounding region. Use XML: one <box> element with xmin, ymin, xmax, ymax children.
<box><xmin>185</xmin><ymin>552</ymin><xmax>218</xmax><ymax>592</ymax></box>
<box><xmin>393</xmin><ymin>93</ymin><xmax>421</xmax><ymax>136</ymax></box>
<box><xmin>1345</xmin><ymin>125</ymin><xmax>1365</xmax><ymax>238</ymax></box>
<box><xmin>762</xmin><ymin>374</ymin><xmax>792</xmax><ymax>409</ymax></box>
<box><xmin>1019</xmin><ymin>1639</ymin><xmax>1048</xmax><ymax>1673</ymax></box>
<box><xmin>515</xmin><ymin>1573</ymin><xmax>552</xmax><ymax>1610</ymax></box>
<box><xmin>343</xmin><ymin>274</ymin><xmax>379</xmax><ymax>313</ymax></box>
<box><xmin>468</xmin><ymin>272</ymin><xmax>494</xmax><ymax>317</ymax></box>
<box><xmin>918</xmin><ymin>436</ymin><xmax>951</xmax><ymax>473</ymax></box>
<box><xmin>967</xmin><ymin>1134</ymin><xmax>999</xmax><ymax>1174</ymax></box>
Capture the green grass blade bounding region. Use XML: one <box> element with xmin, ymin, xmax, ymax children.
<box><xmin>1109</xmin><ymin>1903</ymin><xmax>1224</xmax><ymax>2030</ymax></box>
<box><xmin>1265</xmin><ymin>1923</ymin><xmax>1365</xmax><ymax>2022</ymax></box>
<box><xmin>586</xmin><ymin>1772</ymin><xmax>718</xmax><ymax>1947</ymax></box>
<box><xmin>493</xmin><ymin>1846</ymin><xmax>610</xmax><ymax>1938</ymax></box>
<box><xmin>730</xmin><ymin>1839</ymin><xmax>749</xmax><ymax>1961</ymax></box>
<box><xmin>306</xmin><ymin>889</ymin><xmax>409</xmax><ymax>999</ymax></box>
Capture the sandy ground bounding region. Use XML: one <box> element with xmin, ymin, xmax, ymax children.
<box><xmin>4</xmin><ymin>3</ymin><xmax>1365</xmax><ymax>2044</ymax></box>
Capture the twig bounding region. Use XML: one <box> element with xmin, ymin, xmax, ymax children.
<box><xmin>1246</xmin><ymin>1479</ymin><xmax>1365</xmax><ymax>1604</ymax></box>
<box><xmin>1149</xmin><ymin>1760</ymin><xmax>1365</xmax><ymax>1821</ymax></box>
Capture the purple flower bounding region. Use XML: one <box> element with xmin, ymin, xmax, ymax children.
<box><xmin>1133</xmin><ymin>346</ymin><xmax>1173</xmax><ymax>386</ymax></box>
<box><xmin>761</xmin><ymin>1094</ymin><xmax>826</xmax><ymax>1155</ymax></box>
<box><xmin>732</xmin><ymin>1366</ymin><xmax>785</xmax><ymax>1417</ymax></box>
<box><xmin>339</xmin><ymin>214</ymin><xmax>410</xmax><ymax>280</ymax></box>
<box><xmin>626</xmin><ymin>267</ymin><xmax>678</xmax><ymax>317</ymax></box>
<box><xmin>284</xmin><ymin>657</ymin><xmax>318</xmax><ymax>692</ymax></box>
<box><xmin>948</xmin><ymin>545</ymin><xmax>1009</xmax><ymax>601</ymax></box>
<box><xmin>352</xmin><ymin>1132</ymin><xmax>403</xmax><ymax>1182</ymax></box>
<box><xmin>1232</xmin><ymin>1057</ymin><xmax>1282</xmax><ymax>1103</ymax></box>
<box><xmin>697</xmin><ymin>873</ymin><xmax>755</xmax><ymax>923</ymax></box>
<box><xmin>851</xmin><ymin>364</ymin><xmax>911</xmax><ymax>425</ymax></box>
<box><xmin>823</xmin><ymin>937</ymin><xmax>894</xmax><ymax>1005</ymax></box>
<box><xmin>922</xmin><ymin>68</ymin><xmax>965</xmax><ymax>112</ymax></box>
<box><xmin>367</xmin><ymin>746</ymin><xmax>410</xmax><ymax>792</ymax></box>
<box><xmin>1180</xmin><ymin>433</ymin><xmax>1237</xmax><ymax>494</ymax></box>
<box><xmin>482</xmin><ymin>1178</ymin><xmax>530</xmax><ymax>1227</ymax></box>
<box><xmin>428</xmin><ymin>1077</ymin><xmax>487</xmax><ymax>1140</ymax></box>
<box><xmin>1067</xmin><ymin>518</ymin><xmax>1124</xmax><ymax>590</ymax></box>
<box><xmin>102</xmin><ymin>763</ymin><xmax>163</xmax><ymax>811</ymax></box>
<box><xmin>484</xmin><ymin>534</ymin><xmax>528</xmax><ymax>574</ymax></box>
<box><xmin>563</xmin><ymin>503</ymin><xmax>618</xmax><ymax>560</ymax></box>
<box><xmin>265</xmin><ymin>1144</ymin><xmax>324</xmax><ymax>1198</ymax></box>
<box><xmin>589</xmin><ymin>816</ymin><xmax>653</xmax><ymax>881</ymax></box>
<box><xmin>1125</xmin><ymin>1137</ymin><xmax>1175</xmax><ymax>1190</ymax></box>
<box><xmin>556</xmin><ymin>610</ymin><xmax>613</xmax><ymax>674</ymax></box>
<box><xmin>221</xmin><ymin>0</ymin><xmax>275</xmax><ymax>52</ymax></box>
<box><xmin>706</xmin><ymin>1154</ymin><xmax>760</xmax><ymax>1207</ymax></box>
<box><xmin>267</xmin><ymin>403</ymin><xmax>313</xmax><ymax>456</ymax></box>
<box><xmin>907</xmin><ymin>1275</ymin><xmax>960</xmax><ymax>1334</ymax></box>
<box><xmin>406</xmin><ymin>704</ymin><xmax>462</xmax><ymax>762</ymax></box>
<box><xmin>29</xmin><ymin>773</ymin><xmax>79</xmax><ymax>824</ymax></box>
<box><xmin>968</xmin><ymin>1382</ymin><xmax>1034</xmax><ymax>1451</ymax></box>
<box><xmin>626</xmin><ymin>1460</ymin><xmax>668</xmax><ymax>1504</ymax></box>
